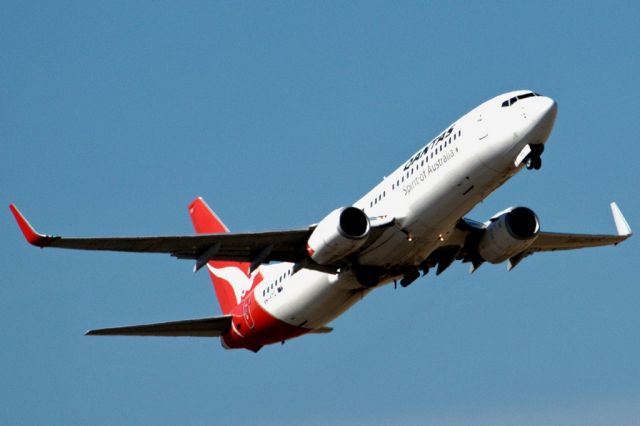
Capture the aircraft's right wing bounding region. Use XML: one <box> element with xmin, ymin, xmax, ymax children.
<box><xmin>10</xmin><ymin>204</ymin><xmax>394</xmax><ymax>273</ymax></box>
<box><xmin>10</xmin><ymin>204</ymin><xmax>312</xmax><ymax>266</ymax></box>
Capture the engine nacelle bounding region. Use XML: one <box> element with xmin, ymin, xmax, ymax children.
<box><xmin>307</xmin><ymin>207</ymin><xmax>370</xmax><ymax>265</ymax></box>
<box><xmin>477</xmin><ymin>207</ymin><xmax>540</xmax><ymax>264</ymax></box>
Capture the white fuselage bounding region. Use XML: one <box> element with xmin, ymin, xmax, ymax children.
<box><xmin>253</xmin><ymin>91</ymin><xmax>558</xmax><ymax>330</ymax></box>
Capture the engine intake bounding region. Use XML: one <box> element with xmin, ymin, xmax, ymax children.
<box><xmin>307</xmin><ymin>207</ymin><xmax>370</xmax><ymax>265</ymax></box>
<box><xmin>478</xmin><ymin>207</ymin><xmax>540</xmax><ymax>263</ymax></box>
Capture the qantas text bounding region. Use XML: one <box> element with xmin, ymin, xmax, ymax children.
<box><xmin>403</xmin><ymin>126</ymin><xmax>454</xmax><ymax>171</ymax></box>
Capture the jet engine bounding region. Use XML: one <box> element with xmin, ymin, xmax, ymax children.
<box><xmin>307</xmin><ymin>207</ymin><xmax>370</xmax><ymax>265</ymax></box>
<box><xmin>477</xmin><ymin>207</ymin><xmax>540</xmax><ymax>263</ymax></box>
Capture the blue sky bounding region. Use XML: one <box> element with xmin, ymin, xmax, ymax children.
<box><xmin>2</xmin><ymin>2</ymin><xmax>639</xmax><ymax>425</ymax></box>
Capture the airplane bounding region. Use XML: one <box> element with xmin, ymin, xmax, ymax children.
<box><xmin>10</xmin><ymin>90</ymin><xmax>632</xmax><ymax>353</ymax></box>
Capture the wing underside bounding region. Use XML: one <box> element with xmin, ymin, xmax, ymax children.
<box><xmin>10</xmin><ymin>203</ymin><xmax>312</xmax><ymax>263</ymax></box>
<box><xmin>428</xmin><ymin>202</ymin><xmax>632</xmax><ymax>273</ymax></box>
<box><xmin>9</xmin><ymin>201</ymin><xmax>631</xmax><ymax>276</ymax></box>
<box><xmin>9</xmin><ymin>203</ymin><xmax>395</xmax><ymax>273</ymax></box>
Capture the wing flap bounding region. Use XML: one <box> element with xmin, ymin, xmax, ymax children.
<box><xmin>85</xmin><ymin>315</ymin><xmax>232</xmax><ymax>337</ymax></box>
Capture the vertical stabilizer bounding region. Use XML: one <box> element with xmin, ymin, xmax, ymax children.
<box><xmin>188</xmin><ymin>197</ymin><xmax>263</xmax><ymax>314</ymax></box>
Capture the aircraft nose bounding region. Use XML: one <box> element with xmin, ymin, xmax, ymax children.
<box><xmin>531</xmin><ymin>96</ymin><xmax>558</xmax><ymax>128</ymax></box>
<box><xmin>524</xmin><ymin>96</ymin><xmax>558</xmax><ymax>145</ymax></box>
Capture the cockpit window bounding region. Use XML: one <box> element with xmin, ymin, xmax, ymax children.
<box><xmin>501</xmin><ymin>91</ymin><xmax>541</xmax><ymax>107</ymax></box>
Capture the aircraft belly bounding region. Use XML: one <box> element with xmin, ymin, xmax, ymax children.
<box><xmin>359</xmin><ymin>145</ymin><xmax>500</xmax><ymax>267</ymax></box>
<box><xmin>257</xmin><ymin>269</ymin><xmax>368</xmax><ymax>329</ymax></box>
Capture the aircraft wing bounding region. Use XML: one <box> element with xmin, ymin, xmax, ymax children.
<box><xmin>86</xmin><ymin>315</ymin><xmax>232</xmax><ymax>337</ymax></box>
<box><xmin>527</xmin><ymin>231</ymin><xmax>628</xmax><ymax>252</ymax></box>
<box><xmin>428</xmin><ymin>202</ymin><xmax>632</xmax><ymax>273</ymax></box>
<box><xmin>521</xmin><ymin>202</ymin><xmax>631</xmax><ymax>253</ymax></box>
<box><xmin>9</xmin><ymin>204</ymin><xmax>394</xmax><ymax>272</ymax></box>
<box><xmin>10</xmin><ymin>204</ymin><xmax>311</xmax><ymax>263</ymax></box>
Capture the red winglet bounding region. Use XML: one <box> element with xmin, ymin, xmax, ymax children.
<box><xmin>9</xmin><ymin>204</ymin><xmax>52</xmax><ymax>247</ymax></box>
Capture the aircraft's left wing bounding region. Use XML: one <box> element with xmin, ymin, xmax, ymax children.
<box><xmin>427</xmin><ymin>202</ymin><xmax>632</xmax><ymax>274</ymax></box>
<box><xmin>506</xmin><ymin>202</ymin><xmax>632</xmax><ymax>269</ymax></box>
<box><xmin>527</xmin><ymin>202</ymin><xmax>632</xmax><ymax>253</ymax></box>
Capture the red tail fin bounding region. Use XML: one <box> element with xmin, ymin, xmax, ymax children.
<box><xmin>188</xmin><ymin>197</ymin><xmax>262</xmax><ymax>315</ymax></box>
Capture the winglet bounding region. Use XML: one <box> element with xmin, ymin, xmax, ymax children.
<box><xmin>8</xmin><ymin>204</ymin><xmax>54</xmax><ymax>247</ymax></box>
<box><xmin>610</xmin><ymin>202</ymin><xmax>632</xmax><ymax>237</ymax></box>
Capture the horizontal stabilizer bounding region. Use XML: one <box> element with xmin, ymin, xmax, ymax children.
<box><xmin>308</xmin><ymin>326</ymin><xmax>333</xmax><ymax>334</ymax></box>
<box><xmin>86</xmin><ymin>315</ymin><xmax>232</xmax><ymax>337</ymax></box>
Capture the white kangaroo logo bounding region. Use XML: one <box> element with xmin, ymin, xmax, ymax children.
<box><xmin>207</xmin><ymin>265</ymin><xmax>260</xmax><ymax>304</ymax></box>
